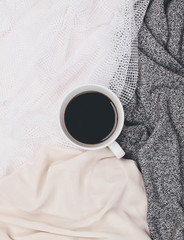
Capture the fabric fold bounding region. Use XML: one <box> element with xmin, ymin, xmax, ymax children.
<box><xmin>0</xmin><ymin>147</ymin><xmax>150</xmax><ymax>240</ymax></box>
<box><xmin>118</xmin><ymin>0</ymin><xmax>184</xmax><ymax>239</ymax></box>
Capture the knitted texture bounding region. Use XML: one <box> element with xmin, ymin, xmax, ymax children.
<box><xmin>0</xmin><ymin>0</ymin><xmax>149</xmax><ymax>176</ymax></box>
<box><xmin>118</xmin><ymin>0</ymin><xmax>184</xmax><ymax>239</ymax></box>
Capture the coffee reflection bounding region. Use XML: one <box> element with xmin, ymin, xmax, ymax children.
<box><xmin>64</xmin><ymin>91</ymin><xmax>118</xmax><ymax>145</ymax></box>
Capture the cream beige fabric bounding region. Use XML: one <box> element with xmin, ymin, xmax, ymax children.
<box><xmin>0</xmin><ymin>147</ymin><xmax>150</xmax><ymax>240</ymax></box>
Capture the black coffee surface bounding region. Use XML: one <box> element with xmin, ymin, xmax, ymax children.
<box><xmin>64</xmin><ymin>91</ymin><xmax>118</xmax><ymax>144</ymax></box>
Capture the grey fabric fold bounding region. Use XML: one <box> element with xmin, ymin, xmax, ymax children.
<box><xmin>118</xmin><ymin>0</ymin><xmax>184</xmax><ymax>239</ymax></box>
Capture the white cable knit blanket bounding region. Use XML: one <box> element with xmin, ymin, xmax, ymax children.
<box><xmin>0</xmin><ymin>0</ymin><xmax>149</xmax><ymax>176</ymax></box>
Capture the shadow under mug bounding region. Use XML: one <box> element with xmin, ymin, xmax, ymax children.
<box><xmin>59</xmin><ymin>84</ymin><xmax>125</xmax><ymax>159</ymax></box>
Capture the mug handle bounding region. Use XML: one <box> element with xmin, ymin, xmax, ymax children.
<box><xmin>108</xmin><ymin>141</ymin><xmax>125</xmax><ymax>159</ymax></box>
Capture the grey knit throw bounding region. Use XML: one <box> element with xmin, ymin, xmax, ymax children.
<box><xmin>118</xmin><ymin>0</ymin><xmax>184</xmax><ymax>239</ymax></box>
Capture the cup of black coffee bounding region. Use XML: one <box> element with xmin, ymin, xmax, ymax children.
<box><xmin>59</xmin><ymin>84</ymin><xmax>125</xmax><ymax>158</ymax></box>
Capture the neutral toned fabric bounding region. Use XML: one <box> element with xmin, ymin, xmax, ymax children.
<box><xmin>0</xmin><ymin>0</ymin><xmax>149</xmax><ymax>176</ymax></box>
<box><xmin>0</xmin><ymin>147</ymin><xmax>150</xmax><ymax>240</ymax></box>
<box><xmin>118</xmin><ymin>0</ymin><xmax>184</xmax><ymax>239</ymax></box>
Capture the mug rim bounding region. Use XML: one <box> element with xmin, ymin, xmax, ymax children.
<box><xmin>59</xmin><ymin>84</ymin><xmax>124</xmax><ymax>150</ymax></box>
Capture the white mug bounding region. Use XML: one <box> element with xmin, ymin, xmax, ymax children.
<box><xmin>59</xmin><ymin>84</ymin><xmax>125</xmax><ymax>159</ymax></box>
